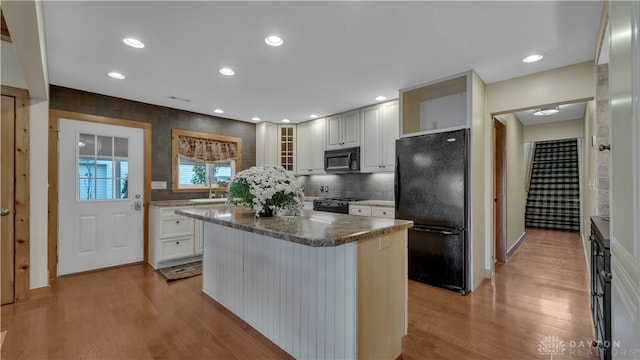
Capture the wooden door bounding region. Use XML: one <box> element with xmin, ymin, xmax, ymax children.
<box><xmin>494</xmin><ymin>118</ymin><xmax>506</xmax><ymax>262</ymax></box>
<box><xmin>1</xmin><ymin>95</ymin><xmax>15</xmax><ymax>304</ymax></box>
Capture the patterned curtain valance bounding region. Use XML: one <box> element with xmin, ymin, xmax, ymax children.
<box><xmin>177</xmin><ymin>135</ymin><xmax>239</xmax><ymax>162</ymax></box>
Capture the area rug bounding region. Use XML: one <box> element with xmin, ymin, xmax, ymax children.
<box><xmin>157</xmin><ymin>261</ymin><xmax>202</xmax><ymax>282</ymax></box>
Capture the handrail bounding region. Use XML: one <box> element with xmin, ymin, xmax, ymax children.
<box><xmin>525</xmin><ymin>142</ymin><xmax>536</xmax><ymax>193</ymax></box>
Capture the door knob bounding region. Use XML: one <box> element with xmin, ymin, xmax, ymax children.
<box><xmin>1</xmin><ymin>208</ymin><xmax>10</xmax><ymax>216</ymax></box>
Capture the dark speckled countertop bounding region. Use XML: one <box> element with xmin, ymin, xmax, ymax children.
<box><xmin>176</xmin><ymin>205</ymin><xmax>413</xmax><ymax>247</ymax></box>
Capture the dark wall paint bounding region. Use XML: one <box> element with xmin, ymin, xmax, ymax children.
<box><xmin>50</xmin><ymin>85</ymin><xmax>256</xmax><ymax>201</ymax></box>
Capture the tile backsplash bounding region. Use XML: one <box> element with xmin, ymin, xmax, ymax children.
<box><xmin>297</xmin><ymin>173</ymin><xmax>394</xmax><ymax>200</ymax></box>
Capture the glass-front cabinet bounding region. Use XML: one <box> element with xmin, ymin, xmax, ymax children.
<box><xmin>256</xmin><ymin>122</ymin><xmax>296</xmax><ymax>173</ymax></box>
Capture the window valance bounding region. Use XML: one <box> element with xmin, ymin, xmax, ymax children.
<box><xmin>177</xmin><ymin>135</ymin><xmax>238</xmax><ymax>162</ymax></box>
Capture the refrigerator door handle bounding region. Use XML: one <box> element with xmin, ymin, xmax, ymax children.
<box><xmin>395</xmin><ymin>156</ymin><xmax>400</xmax><ymax>211</ymax></box>
<box><xmin>411</xmin><ymin>227</ymin><xmax>456</xmax><ymax>235</ymax></box>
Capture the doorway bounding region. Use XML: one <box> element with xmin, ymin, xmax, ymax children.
<box><xmin>58</xmin><ymin>119</ymin><xmax>144</xmax><ymax>275</ymax></box>
<box><xmin>494</xmin><ymin>118</ymin><xmax>506</xmax><ymax>262</ymax></box>
<box><xmin>48</xmin><ymin>110</ymin><xmax>152</xmax><ymax>279</ymax></box>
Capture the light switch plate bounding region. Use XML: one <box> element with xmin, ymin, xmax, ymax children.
<box><xmin>151</xmin><ymin>181</ymin><xmax>167</xmax><ymax>190</ymax></box>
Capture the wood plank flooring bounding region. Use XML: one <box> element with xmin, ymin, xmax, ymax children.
<box><xmin>403</xmin><ymin>228</ymin><xmax>597</xmax><ymax>360</ymax></box>
<box><xmin>1</xmin><ymin>228</ymin><xmax>596</xmax><ymax>359</ymax></box>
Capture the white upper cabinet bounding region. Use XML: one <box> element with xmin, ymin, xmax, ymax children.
<box><xmin>400</xmin><ymin>73</ymin><xmax>470</xmax><ymax>136</ymax></box>
<box><xmin>256</xmin><ymin>122</ymin><xmax>296</xmax><ymax>173</ymax></box>
<box><xmin>326</xmin><ymin>109</ymin><xmax>360</xmax><ymax>150</ymax></box>
<box><xmin>296</xmin><ymin>117</ymin><xmax>326</xmax><ymax>175</ymax></box>
<box><xmin>256</xmin><ymin>122</ymin><xmax>278</xmax><ymax>166</ymax></box>
<box><xmin>361</xmin><ymin>100</ymin><xmax>399</xmax><ymax>172</ymax></box>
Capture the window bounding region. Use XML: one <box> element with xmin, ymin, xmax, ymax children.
<box><xmin>77</xmin><ymin>133</ymin><xmax>129</xmax><ymax>201</ymax></box>
<box><xmin>177</xmin><ymin>158</ymin><xmax>235</xmax><ymax>189</ymax></box>
<box><xmin>171</xmin><ymin>129</ymin><xmax>242</xmax><ymax>192</ymax></box>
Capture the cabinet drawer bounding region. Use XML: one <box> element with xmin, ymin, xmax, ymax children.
<box><xmin>349</xmin><ymin>205</ymin><xmax>372</xmax><ymax>216</ymax></box>
<box><xmin>372</xmin><ymin>207</ymin><xmax>394</xmax><ymax>218</ymax></box>
<box><xmin>159</xmin><ymin>236</ymin><xmax>194</xmax><ymax>261</ymax></box>
<box><xmin>159</xmin><ymin>208</ymin><xmax>190</xmax><ymax>219</ymax></box>
<box><xmin>160</xmin><ymin>217</ymin><xmax>194</xmax><ymax>237</ymax></box>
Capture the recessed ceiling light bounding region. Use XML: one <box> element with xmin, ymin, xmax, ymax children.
<box><xmin>447</xmin><ymin>138</ymin><xmax>456</xmax><ymax>142</ymax></box>
<box><xmin>214</xmin><ymin>109</ymin><xmax>224</xmax><ymax>114</ymax></box>
<box><xmin>374</xmin><ymin>95</ymin><xmax>387</xmax><ymax>101</ymax></box>
<box><xmin>107</xmin><ymin>72</ymin><xmax>125</xmax><ymax>80</ymax></box>
<box><xmin>123</xmin><ymin>37</ymin><xmax>144</xmax><ymax>48</ymax></box>
<box><xmin>251</xmin><ymin>117</ymin><xmax>261</xmax><ymax>121</ymax></box>
<box><xmin>533</xmin><ymin>106</ymin><xmax>560</xmax><ymax>116</ymax></box>
<box><xmin>265</xmin><ymin>35</ymin><xmax>283</xmax><ymax>47</ymax></box>
<box><xmin>523</xmin><ymin>54</ymin><xmax>544</xmax><ymax>63</ymax></box>
<box><xmin>309</xmin><ymin>114</ymin><xmax>319</xmax><ymax>118</ymax></box>
<box><xmin>282</xmin><ymin>118</ymin><xmax>290</xmax><ymax>123</ymax></box>
<box><xmin>219</xmin><ymin>67</ymin><xmax>235</xmax><ymax>76</ymax></box>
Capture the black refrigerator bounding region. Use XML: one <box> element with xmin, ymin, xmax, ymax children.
<box><xmin>395</xmin><ymin>129</ymin><xmax>469</xmax><ymax>295</ymax></box>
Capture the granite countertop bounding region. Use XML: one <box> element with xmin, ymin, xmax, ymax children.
<box><xmin>150</xmin><ymin>198</ymin><xmax>228</xmax><ymax>207</ymax></box>
<box><xmin>176</xmin><ymin>205</ymin><xmax>413</xmax><ymax>247</ymax></box>
<box><xmin>350</xmin><ymin>200</ymin><xmax>395</xmax><ymax>207</ymax></box>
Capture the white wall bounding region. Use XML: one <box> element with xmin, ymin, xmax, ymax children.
<box><xmin>2</xmin><ymin>1</ymin><xmax>50</xmax><ymax>290</ymax></box>
<box><xmin>609</xmin><ymin>1</ymin><xmax>640</xmax><ymax>355</ymax></box>
<box><xmin>502</xmin><ymin>114</ymin><xmax>526</xmax><ymax>252</ymax></box>
<box><xmin>1</xmin><ymin>41</ymin><xmax>27</xmax><ymax>89</ymax></box>
<box><xmin>470</xmin><ymin>71</ymin><xmax>488</xmax><ymax>290</ymax></box>
<box><xmin>487</xmin><ymin>61</ymin><xmax>595</xmax><ymax>114</ymax></box>
<box><xmin>582</xmin><ymin>101</ymin><xmax>597</xmax><ymax>271</ymax></box>
<box><xmin>523</xmin><ymin>118</ymin><xmax>585</xmax><ymax>143</ymax></box>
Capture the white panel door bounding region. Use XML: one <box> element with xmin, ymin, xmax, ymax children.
<box><xmin>58</xmin><ymin>119</ymin><xmax>144</xmax><ymax>275</ymax></box>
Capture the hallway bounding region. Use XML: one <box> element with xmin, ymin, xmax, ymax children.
<box><xmin>403</xmin><ymin>228</ymin><xmax>596</xmax><ymax>359</ymax></box>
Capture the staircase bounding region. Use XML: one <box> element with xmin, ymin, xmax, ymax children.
<box><xmin>525</xmin><ymin>139</ymin><xmax>580</xmax><ymax>231</ymax></box>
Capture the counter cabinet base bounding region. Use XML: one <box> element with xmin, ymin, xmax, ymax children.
<box><xmin>202</xmin><ymin>223</ymin><xmax>407</xmax><ymax>360</ymax></box>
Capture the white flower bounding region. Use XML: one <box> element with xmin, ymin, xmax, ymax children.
<box><xmin>227</xmin><ymin>164</ymin><xmax>304</xmax><ymax>217</ymax></box>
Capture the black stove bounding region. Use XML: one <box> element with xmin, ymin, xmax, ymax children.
<box><xmin>313</xmin><ymin>197</ymin><xmax>364</xmax><ymax>214</ymax></box>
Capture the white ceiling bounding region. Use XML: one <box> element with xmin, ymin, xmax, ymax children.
<box><xmin>514</xmin><ymin>102</ymin><xmax>588</xmax><ymax>126</ymax></box>
<box><xmin>43</xmin><ymin>1</ymin><xmax>603</xmax><ymax>124</ymax></box>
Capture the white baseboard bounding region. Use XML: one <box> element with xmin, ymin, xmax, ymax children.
<box><xmin>507</xmin><ymin>232</ymin><xmax>527</xmax><ymax>259</ymax></box>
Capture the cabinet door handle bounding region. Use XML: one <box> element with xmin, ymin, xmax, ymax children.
<box><xmin>176</xmin><ymin>241</ymin><xmax>180</xmax><ymax>245</ymax></box>
<box><xmin>382</xmin><ymin>211</ymin><xmax>387</xmax><ymax>215</ymax></box>
<box><xmin>176</xmin><ymin>220</ymin><xmax>180</xmax><ymax>224</ymax></box>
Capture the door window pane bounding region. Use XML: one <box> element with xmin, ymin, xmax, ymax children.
<box><xmin>114</xmin><ymin>137</ymin><xmax>128</xmax><ymax>157</ymax></box>
<box><xmin>97</xmin><ymin>136</ymin><xmax>113</xmax><ymax>157</ymax></box>
<box><xmin>77</xmin><ymin>134</ymin><xmax>130</xmax><ymax>201</ymax></box>
<box><xmin>78</xmin><ymin>133</ymin><xmax>95</xmax><ymax>156</ymax></box>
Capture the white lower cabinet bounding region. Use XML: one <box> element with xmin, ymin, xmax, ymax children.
<box><xmin>371</xmin><ymin>207</ymin><xmax>394</xmax><ymax>218</ymax></box>
<box><xmin>349</xmin><ymin>204</ymin><xmax>394</xmax><ymax>219</ymax></box>
<box><xmin>349</xmin><ymin>205</ymin><xmax>372</xmax><ymax>217</ymax></box>
<box><xmin>149</xmin><ymin>205</ymin><xmax>203</xmax><ymax>269</ymax></box>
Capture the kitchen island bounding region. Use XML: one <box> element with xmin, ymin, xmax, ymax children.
<box><xmin>177</xmin><ymin>205</ymin><xmax>413</xmax><ymax>360</ymax></box>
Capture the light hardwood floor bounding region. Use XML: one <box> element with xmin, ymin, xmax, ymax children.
<box><xmin>1</xmin><ymin>228</ymin><xmax>595</xmax><ymax>359</ymax></box>
<box><xmin>403</xmin><ymin>228</ymin><xmax>597</xmax><ymax>360</ymax></box>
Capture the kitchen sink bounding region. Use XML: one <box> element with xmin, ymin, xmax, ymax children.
<box><xmin>189</xmin><ymin>198</ymin><xmax>227</xmax><ymax>203</ymax></box>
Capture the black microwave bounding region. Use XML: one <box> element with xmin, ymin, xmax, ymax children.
<box><xmin>324</xmin><ymin>147</ymin><xmax>360</xmax><ymax>173</ymax></box>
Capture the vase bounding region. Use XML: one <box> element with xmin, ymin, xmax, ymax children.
<box><xmin>259</xmin><ymin>208</ymin><xmax>273</xmax><ymax>217</ymax></box>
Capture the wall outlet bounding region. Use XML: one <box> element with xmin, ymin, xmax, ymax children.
<box><xmin>151</xmin><ymin>181</ymin><xmax>167</xmax><ymax>190</ymax></box>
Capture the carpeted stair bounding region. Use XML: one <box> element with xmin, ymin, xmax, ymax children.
<box><xmin>525</xmin><ymin>139</ymin><xmax>580</xmax><ymax>231</ymax></box>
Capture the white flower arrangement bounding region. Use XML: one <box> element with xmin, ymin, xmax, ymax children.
<box><xmin>227</xmin><ymin>164</ymin><xmax>304</xmax><ymax>217</ymax></box>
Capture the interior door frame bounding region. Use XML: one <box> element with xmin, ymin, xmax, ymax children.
<box><xmin>1</xmin><ymin>86</ymin><xmax>30</xmax><ymax>303</ymax></box>
<box><xmin>493</xmin><ymin>118</ymin><xmax>507</xmax><ymax>262</ymax></box>
<box><xmin>48</xmin><ymin>110</ymin><xmax>152</xmax><ymax>281</ymax></box>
